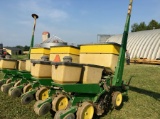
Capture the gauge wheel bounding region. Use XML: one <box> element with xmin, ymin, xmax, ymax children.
<box><xmin>21</xmin><ymin>93</ymin><xmax>34</xmax><ymax>105</ymax></box>
<box><xmin>1</xmin><ymin>83</ymin><xmax>12</xmax><ymax>93</ymax></box>
<box><xmin>23</xmin><ymin>84</ymin><xmax>32</xmax><ymax>93</ymax></box>
<box><xmin>76</xmin><ymin>102</ymin><xmax>94</xmax><ymax>119</ymax></box>
<box><xmin>35</xmin><ymin>87</ymin><xmax>49</xmax><ymax>101</ymax></box>
<box><xmin>52</xmin><ymin>94</ymin><xmax>69</xmax><ymax>112</ymax></box>
<box><xmin>34</xmin><ymin>100</ymin><xmax>51</xmax><ymax>116</ymax></box>
<box><xmin>8</xmin><ymin>87</ymin><xmax>22</xmax><ymax>97</ymax></box>
<box><xmin>14</xmin><ymin>80</ymin><xmax>21</xmax><ymax>87</ymax></box>
<box><xmin>112</xmin><ymin>91</ymin><xmax>123</xmax><ymax>108</ymax></box>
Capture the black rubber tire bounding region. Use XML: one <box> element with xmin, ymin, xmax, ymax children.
<box><xmin>9</xmin><ymin>87</ymin><xmax>22</xmax><ymax>98</ymax></box>
<box><xmin>1</xmin><ymin>84</ymin><xmax>12</xmax><ymax>93</ymax></box>
<box><xmin>64</xmin><ymin>113</ymin><xmax>75</xmax><ymax>119</ymax></box>
<box><xmin>21</xmin><ymin>93</ymin><xmax>34</xmax><ymax>105</ymax></box>
<box><xmin>34</xmin><ymin>100</ymin><xmax>43</xmax><ymax>115</ymax></box>
<box><xmin>54</xmin><ymin>110</ymin><xmax>65</xmax><ymax>119</ymax></box>
<box><xmin>38</xmin><ymin>102</ymin><xmax>51</xmax><ymax>116</ymax></box>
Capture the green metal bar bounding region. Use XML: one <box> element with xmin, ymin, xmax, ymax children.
<box><xmin>21</xmin><ymin>89</ymin><xmax>37</xmax><ymax>97</ymax></box>
<box><xmin>28</xmin><ymin>14</ymin><xmax>39</xmax><ymax>59</ymax></box>
<box><xmin>112</xmin><ymin>0</ymin><xmax>133</xmax><ymax>86</ymax></box>
<box><xmin>51</xmin><ymin>82</ymin><xmax>102</xmax><ymax>94</ymax></box>
<box><xmin>37</xmin><ymin>97</ymin><xmax>52</xmax><ymax>108</ymax></box>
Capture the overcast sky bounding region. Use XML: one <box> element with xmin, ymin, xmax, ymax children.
<box><xmin>0</xmin><ymin>0</ymin><xmax>160</xmax><ymax>46</ymax></box>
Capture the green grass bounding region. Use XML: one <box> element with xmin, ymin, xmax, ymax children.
<box><xmin>11</xmin><ymin>55</ymin><xmax>28</xmax><ymax>60</ymax></box>
<box><xmin>0</xmin><ymin>64</ymin><xmax>160</xmax><ymax>119</ymax></box>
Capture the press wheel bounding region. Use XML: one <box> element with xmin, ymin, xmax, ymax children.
<box><xmin>35</xmin><ymin>87</ymin><xmax>49</xmax><ymax>100</ymax></box>
<box><xmin>14</xmin><ymin>80</ymin><xmax>21</xmax><ymax>87</ymax></box>
<box><xmin>1</xmin><ymin>83</ymin><xmax>12</xmax><ymax>93</ymax></box>
<box><xmin>8</xmin><ymin>87</ymin><xmax>22</xmax><ymax>97</ymax></box>
<box><xmin>112</xmin><ymin>91</ymin><xmax>123</xmax><ymax>108</ymax></box>
<box><xmin>34</xmin><ymin>100</ymin><xmax>51</xmax><ymax>116</ymax></box>
<box><xmin>23</xmin><ymin>84</ymin><xmax>32</xmax><ymax>93</ymax></box>
<box><xmin>21</xmin><ymin>93</ymin><xmax>34</xmax><ymax>105</ymax></box>
<box><xmin>52</xmin><ymin>94</ymin><xmax>69</xmax><ymax>112</ymax></box>
<box><xmin>76</xmin><ymin>102</ymin><xmax>94</xmax><ymax>119</ymax></box>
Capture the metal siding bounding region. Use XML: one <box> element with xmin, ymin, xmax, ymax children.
<box><xmin>105</xmin><ymin>29</ymin><xmax>160</xmax><ymax>60</ymax></box>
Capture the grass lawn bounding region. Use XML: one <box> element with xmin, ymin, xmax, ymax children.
<box><xmin>0</xmin><ymin>64</ymin><xmax>160</xmax><ymax>119</ymax></box>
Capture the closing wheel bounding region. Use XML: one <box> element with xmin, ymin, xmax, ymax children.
<box><xmin>14</xmin><ymin>80</ymin><xmax>21</xmax><ymax>87</ymax></box>
<box><xmin>76</xmin><ymin>102</ymin><xmax>94</xmax><ymax>119</ymax></box>
<box><xmin>54</xmin><ymin>110</ymin><xmax>65</xmax><ymax>119</ymax></box>
<box><xmin>34</xmin><ymin>100</ymin><xmax>51</xmax><ymax>116</ymax></box>
<box><xmin>8</xmin><ymin>87</ymin><xmax>22</xmax><ymax>97</ymax></box>
<box><xmin>52</xmin><ymin>94</ymin><xmax>69</xmax><ymax>112</ymax></box>
<box><xmin>6</xmin><ymin>79</ymin><xmax>12</xmax><ymax>84</ymax></box>
<box><xmin>64</xmin><ymin>113</ymin><xmax>75</xmax><ymax>119</ymax></box>
<box><xmin>54</xmin><ymin>110</ymin><xmax>75</xmax><ymax>119</ymax></box>
<box><xmin>112</xmin><ymin>91</ymin><xmax>123</xmax><ymax>107</ymax></box>
<box><xmin>21</xmin><ymin>93</ymin><xmax>34</xmax><ymax>105</ymax></box>
<box><xmin>35</xmin><ymin>87</ymin><xmax>49</xmax><ymax>101</ymax></box>
<box><xmin>1</xmin><ymin>84</ymin><xmax>12</xmax><ymax>93</ymax></box>
<box><xmin>23</xmin><ymin>84</ymin><xmax>32</xmax><ymax>93</ymax></box>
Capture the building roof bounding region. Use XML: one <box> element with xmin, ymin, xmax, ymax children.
<box><xmin>105</xmin><ymin>29</ymin><xmax>160</xmax><ymax>59</ymax></box>
<box><xmin>4</xmin><ymin>47</ymin><xmax>22</xmax><ymax>51</ymax></box>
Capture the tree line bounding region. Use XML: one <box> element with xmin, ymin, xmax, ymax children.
<box><xmin>15</xmin><ymin>45</ymin><xmax>30</xmax><ymax>51</ymax></box>
<box><xmin>131</xmin><ymin>19</ymin><xmax>160</xmax><ymax>32</ymax></box>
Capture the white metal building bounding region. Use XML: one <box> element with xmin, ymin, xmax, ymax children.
<box><xmin>102</xmin><ymin>29</ymin><xmax>160</xmax><ymax>60</ymax></box>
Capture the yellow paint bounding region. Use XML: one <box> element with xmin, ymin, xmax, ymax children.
<box><xmin>50</xmin><ymin>46</ymin><xmax>80</xmax><ymax>55</ymax></box>
<box><xmin>57</xmin><ymin>97</ymin><xmax>68</xmax><ymax>111</ymax></box>
<box><xmin>80</xmin><ymin>44</ymin><xmax>120</xmax><ymax>54</ymax></box>
<box><xmin>41</xmin><ymin>89</ymin><xmax>49</xmax><ymax>100</ymax></box>
<box><xmin>116</xmin><ymin>93</ymin><xmax>122</xmax><ymax>106</ymax></box>
<box><xmin>49</xmin><ymin>54</ymin><xmax>79</xmax><ymax>63</ymax></box>
<box><xmin>83</xmin><ymin>105</ymin><xmax>94</xmax><ymax>119</ymax></box>
<box><xmin>0</xmin><ymin>59</ymin><xmax>17</xmax><ymax>69</ymax></box>
<box><xmin>31</xmin><ymin>48</ymin><xmax>50</xmax><ymax>54</ymax></box>
<box><xmin>5</xmin><ymin>49</ymin><xmax>12</xmax><ymax>55</ymax></box>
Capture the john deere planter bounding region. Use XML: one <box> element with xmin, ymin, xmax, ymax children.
<box><xmin>33</xmin><ymin>0</ymin><xmax>133</xmax><ymax>118</ymax></box>
<box><xmin>0</xmin><ymin>0</ymin><xmax>133</xmax><ymax>118</ymax></box>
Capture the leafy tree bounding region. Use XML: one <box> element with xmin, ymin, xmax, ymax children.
<box><xmin>131</xmin><ymin>23</ymin><xmax>139</xmax><ymax>32</ymax></box>
<box><xmin>137</xmin><ymin>22</ymin><xmax>147</xmax><ymax>31</ymax></box>
<box><xmin>147</xmin><ymin>20</ymin><xmax>159</xmax><ymax>30</ymax></box>
<box><xmin>131</xmin><ymin>19</ymin><xmax>160</xmax><ymax>32</ymax></box>
<box><xmin>16</xmin><ymin>45</ymin><xmax>23</xmax><ymax>49</ymax></box>
<box><xmin>23</xmin><ymin>45</ymin><xmax>30</xmax><ymax>51</ymax></box>
<box><xmin>15</xmin><ymin>45</ymin><xmax>30</xmax><ymax>51</ymax></box>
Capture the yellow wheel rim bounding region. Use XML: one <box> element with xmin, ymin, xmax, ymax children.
<box><xmin>116</xmin><ymin>93</ymin><xmax>122</xmax><ymax>106</ymax></box>
<box><xmin>57</xmin><ymin>97</ymin><xmax>68</xmax><ymax>111</ymax></box>
<box><xmin>40</xmin><ymin>89</ymin><xmax>49</xmax><ymax>100</ymax></box>
<box><xmin>82</xmin><ymin>105</ymin><xmax>94</xmax><ymax>119</ymax></box>
<box><xmin>52</xmin><ymin>94</ymin><xmax>69</xmax><ymax>111</ymax></box>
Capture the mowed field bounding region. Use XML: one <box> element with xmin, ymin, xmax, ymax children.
<box><xmin>0</xmin><ymin>64</ymin><xmax>160</xmax><ymax>119</ymax></box>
